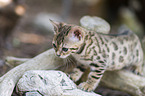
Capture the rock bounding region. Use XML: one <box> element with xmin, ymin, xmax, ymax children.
<box><xmin>80</xmin><ymin>16</ymin><xmax>110</xmax><ymax>34</ymax></box>
<box><xmin>142</xmin><ymin>37</ymin><xmax>145</xmax><ymax>56</ymax></box>
<box><xmin>0</xmin><ymin>59</ymin><xmax>4</xmax><ymax>67</ymax></box>
<box><xmin>17</xmin><ymin>70</ymin><xmax>100</xmax><ymax>96</ymax></box>
<box><xmin>142</xmin><ymin>37</ymin><xmax>145</xmax><ymax>45</ymax></box>
<box><xmin>25</xmin><ymin>92</ymin><xmax>42</xmax><ymax>96</ymax></box>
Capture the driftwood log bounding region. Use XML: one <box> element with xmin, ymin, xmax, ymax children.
<box><xmin>0</xmin><ymin>49</ymin><xmax>62</xmax><ymax>96</ymax></box>
<box><xmin>1</xmin><ymin>48</ymin><xmax>145</xmax><ymax>96</ymax></box>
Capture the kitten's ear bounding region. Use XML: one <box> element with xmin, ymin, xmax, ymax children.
<box><xmin>49</xmin><ymin>19</ymin><xmax>59</xmax><ymax>34</ymax></box>
<box><xmin>72</xmin><ymin>29</ymin><xmax>83</xmax><ymax>41</ymax></box>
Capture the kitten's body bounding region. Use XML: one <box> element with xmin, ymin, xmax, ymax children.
<box><xmin>51</xmin><ymin>20</ymin><xmax>144</xmax><ymax>91</ymax></box>
<box><xmin>73</xmin><ymin>31</ymin><xmax>143</xmax><ymax>70</ymax></box>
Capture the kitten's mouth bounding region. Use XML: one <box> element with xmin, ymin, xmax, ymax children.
<box><xmin>56</xmin><ymin>54</ymin><xmax>70</xmax><ymax>58</ymax></box>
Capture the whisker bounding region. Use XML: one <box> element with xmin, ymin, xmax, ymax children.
<box><xmin>68</xmin><ymin>57</ymin><xmax>77</xmax><ymax>70</ymax></box>
<box><xmin>66</xmin><ymin>58</ymin><xmax>69</xmax><ymax>72</ymax></box>
<box><xmin>69</xmin><ymin>57</ymin><xmax>77</xmax><ymax>67</ymax></box>
<box><xmin>61</xmin><ymin>58</ymin><xmax>67</xmax><ymax>71</ymax></box>
<box><xmin>68</xmin><ymin>58</ymin><xmax>74</xmax><ymax>69</ymax></box>
<box><xmin>61</xmin><ymin>57</ymin><xmax>77</xmax><ymax>72</ymax></box>
<box><xmin>68</xmin><ymin>58</ymin><xmax>72</xmax><ymax>69</ymax></box>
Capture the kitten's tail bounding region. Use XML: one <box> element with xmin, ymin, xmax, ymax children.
<box><xmin>118</xmin><ymin>25</ymin><xmax>133</xmax><ymax>36</ymax></box>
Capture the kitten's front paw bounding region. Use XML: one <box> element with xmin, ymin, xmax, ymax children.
<box><xmin>69</xmin><ymin>68</ymin><xmax>83</xmax><ymax>82</ymax></box>
<box><xmin>78</xmin><ymin>82</ymin><xmax>94</xmax><ymax>92</ymax></box>
<box><xmin>69</xmin><ymin>73</ymin><xmax>80</xmax><ymax>82</ymax></box>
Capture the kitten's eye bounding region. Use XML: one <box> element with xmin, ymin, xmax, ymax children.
<box><xmin>62</xmin><ymin>47</ymin><xmax>68</xmax><ymax>52</ymax></box>
<box><xmin>53</xmin><ymin>43</ymin><xmax>57</xmax><ymax>48</ymax></box>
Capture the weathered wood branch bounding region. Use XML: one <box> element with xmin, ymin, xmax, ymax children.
<box><xmin>1</xmin><ymin>48</ymin><xmax>145</xmax><ymax>96</ymax></box>
<box><xmin>0</xmin><ymin>48</ymin><xmax>63</xmax><ymax>96</ymax></box>
<box><xmin>101</xmin><ymin>70</ymin><xmax>145</xmax><ymax>96</ymax></box>
<box><xmin>5</xmin><ymin>56</ymin><xmax>30</xmax><ymax>67</ymax></box>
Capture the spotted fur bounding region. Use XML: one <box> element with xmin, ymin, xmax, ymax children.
<box><xmin>51</xmin><ymin>20</ymin><xmax>144</xmax><ymax>92</ymax></box>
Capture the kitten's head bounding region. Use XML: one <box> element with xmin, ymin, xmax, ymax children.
<box><xmin>50</xmin><ymin>20</ymin><xmax>85</xmax><ymax>58</ymax></box>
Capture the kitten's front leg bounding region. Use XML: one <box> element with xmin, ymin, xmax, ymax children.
<box><xmin>70</xmin><ymin>65</ymin><xmax>88</xmax><ymax>82</ymax></box>
<box><xmin>79</xmin><ymin>62</ymin><xmax>106</xmax><ymax>92</ymax></box>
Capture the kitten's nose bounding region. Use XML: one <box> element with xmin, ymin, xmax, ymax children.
<box><xmin>56</xmin><ymin>51</ymin><xmax>61</xmax><ymax>57</ymax></box>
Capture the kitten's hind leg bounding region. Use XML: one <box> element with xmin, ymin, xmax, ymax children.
<box><xmin>129</xmin><ymin>61</ymin><xmax>144</xmax><ymax>76</ymax></box>
<box><xmin>69</xmin><ymin>65</ymin><xmax>88</xmax><ymax>82</ymax></box>
<box><xmin>133</xmin><ymin>62</ymin><xmax>144</xmax><ymax>76</ymax></box>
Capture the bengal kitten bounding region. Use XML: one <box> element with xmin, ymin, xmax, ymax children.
<box><xmin>51</xmin><ymin>20</ymin><xmax>144</xmax><ymax>92</ymax></box>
